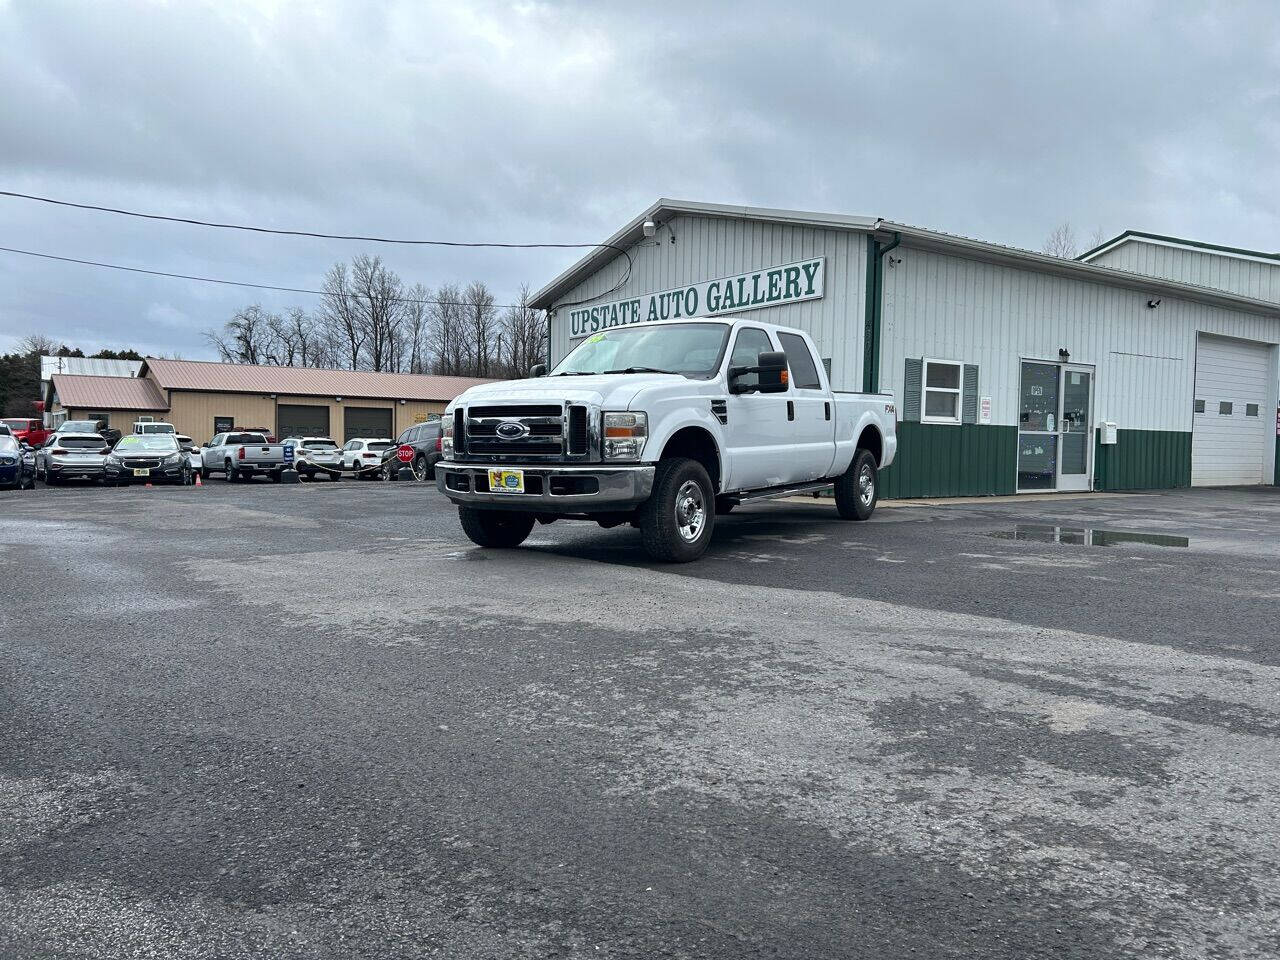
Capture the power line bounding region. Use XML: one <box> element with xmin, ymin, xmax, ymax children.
<box><xmin>0</xmin><ymin>188</ymin><xmax>633</xmax><ymax>303</ymax></box>
<box><xmin>0</xmin><ymin>244</ymin><xmax>533</xmax><ymax>309</ymax></box>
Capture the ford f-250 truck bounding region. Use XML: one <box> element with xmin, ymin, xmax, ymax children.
<box><xmin>437</xmin><ymin>317</ymin><xmax>897</xmax><ymax>562</ymax></box>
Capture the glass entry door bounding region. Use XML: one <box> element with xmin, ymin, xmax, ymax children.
<box><xmin>1057</xmin><ymin>366</ymin><xmax>1093</xmax><ymax>491</ymax></box>
<box><xmin>1018</xmin><ymin>361</ymin><xmax>1094</xmax><ymax>492</ymax></box>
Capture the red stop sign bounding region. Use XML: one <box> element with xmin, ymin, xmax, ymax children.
<box><xmin>396</xmin><ymin>444</ymin><xmax>414</xmax><ymax>463</ymax></box>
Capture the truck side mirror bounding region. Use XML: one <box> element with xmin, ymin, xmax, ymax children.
<box><xmin>754</xmin><ymin>351</ymin><xmax>789</xmax><ymax>393</ymax></box>
<box><xmin>730</xmin><ymin>351</ymin><xmax>790</xmax><ymax>394</ymax></box>
<box><xmin>529</xmin><ymin>363</ymin><xmax>548</xmax><ymax>378</ymax></box>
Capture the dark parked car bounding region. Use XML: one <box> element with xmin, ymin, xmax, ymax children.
<box><xmin>0</xmin><ymin>435</ymin><xmax>35</xmax><ymax>490</ymax></box>
<box><xmin>104</xmin><ymin>434</ymin><xmax>194</xmax><ymax>486</ymax></box>
<box><xmin>381</xmin><ymin>420</ymin><xmax>442</xmax><ymax>481</ymax></box>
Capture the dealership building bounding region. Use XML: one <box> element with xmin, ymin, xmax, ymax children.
<box><xmin>46</xmin><ymin>358</ymin><xmax>489</xmax><ymax>443</ymax></box>
<box><xmin>531</xmin><ymin>200</ymin><xmax>1280</xmax><ymax>497</ymax></box>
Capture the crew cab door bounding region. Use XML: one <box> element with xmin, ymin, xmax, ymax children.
<box><xmin>722</xmin><ymin>325</ymin><xmax>791</xmax><ymax>490</ymax></box>
<box><xmin>776</xmin><ymin>331</ymin><xmax>837</xmax><ymax>482</ymax></box>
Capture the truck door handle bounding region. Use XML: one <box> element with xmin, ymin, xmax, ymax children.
<box><xmin>787</xmin><ymin>400</ymin><xmax>795</xmax><ymax>422</ymax></box>
<box><xmin>824</xmin><ymin>402</ymin><xmax>831</xmax><ymax>421</ymax></box>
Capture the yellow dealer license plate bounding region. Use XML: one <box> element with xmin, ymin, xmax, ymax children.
<box><xmin>132</xmin><ymin>468</ymin><xmax>151</xmax><ymax>477</ymax></box>
<box><xmin>488</xmin><ymin>469</ymin><xmax>525</xmax><ymax>494</ymax></box>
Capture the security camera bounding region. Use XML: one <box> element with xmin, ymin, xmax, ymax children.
<box><xmin>1147</xmin><ymin>298</ymin><xmax>1161</xmax><ymax>308</ymax></box>
<box><xmin>642</xmin><ymin>220</ymin><xmax>657</xmax><ymax>238</ymax></box>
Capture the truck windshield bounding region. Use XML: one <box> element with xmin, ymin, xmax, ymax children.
<box><xmin>115</xmin><ymin>436</ymin><xmax>178</xmax><ymax>452</ymax></box>
<box><xmin>551</xmin><ymin>323</ymin><xmax>730</xmax><ymax>379</ymax></box>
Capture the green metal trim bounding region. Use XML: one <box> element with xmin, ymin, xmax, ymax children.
<box><xmin>880</xmin><ymin>422</ymin><xmax>1018</xmax><ymax>499</ymax></box>
<box><xmin>1078</xmin><ymin>229</ymin><xmax>1280</xmax><ymax>263</ymax></box>
<box><xmin>861</xmin><ymin>232</ymin><xmax>900</xmax><ymax>394</ymax></box>
<box><xmin>1092</xmin><ymin>428</ymin><xmax>1192</xmax><ymax>491</ymax></box>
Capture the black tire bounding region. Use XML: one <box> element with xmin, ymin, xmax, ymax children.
<box><xmin>637</xmin><ymin>457</ymin><xmax>715</xmax><ymax>563</ymax></box>
<box><xmin>835</xmin><ymin>448</ymin><xmax>879</xmax><ymax>521</ymax></box>
<box><xmin>412</xmin><ymin>455</ymin><xmax>429</xmax><ymax>482</ymax></box>
<box><xmin>200</xmin><ymin>466</ymin><xmax>210</xmax><ymax>482</ymax></box>
<box><xmin>182</xmin><ymin>465</ymin><xmax>192</xmax><ymax>485</ymax></box>
<box><xmin>270</xmin><ymin>470</ymin><xmax>282</xmax><ymax>483</ymax></box>
<box><xmin>458</xmin><ymin>507</ymin><xmax>535</xmax><ymax>549</ymax></box>
<box><xmin>383</xmin><ymin>462</ymin><xmax>396</xmax><ymax>481</ymax></box>
<box><xmin>224</xmin><ymin>461</ymin><xmax>235</xmax><ymax>483</ymax></box>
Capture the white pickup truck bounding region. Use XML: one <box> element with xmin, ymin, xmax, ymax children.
<box><xmin>200</xmin><ymin>431</ymin><xmax>290</xmax><ymax>482</ymax></box>
<box><xmin>437</xmin><ymin>317</ymin><xmax>897</xmax><ymax>562</ymax></box>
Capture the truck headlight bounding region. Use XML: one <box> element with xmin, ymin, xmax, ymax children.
<box><xmin>602</xmin><ymin>412</ymin><xmax>648</xmax><ymax>461</ymax></box>
<box><xmin>163</xmin><ymin>452</ymin><xmax>184</xmax><ymax>466</ymax></box>
<box><xmin>441</xmin><ymin>417</ymin><xmax>455</xmax><ymax>459</ymax></box>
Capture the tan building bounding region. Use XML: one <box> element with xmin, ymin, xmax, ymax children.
<box><xmin>47</xmin><ymin>358</ymin><xmax>491</xmax><ymax>443</ymax></box>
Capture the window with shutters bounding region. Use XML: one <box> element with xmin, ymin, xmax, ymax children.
<box><xmin>922</xmin><ymin>359</ymin><xmax>963</xmax><ymax>424</ymax></box>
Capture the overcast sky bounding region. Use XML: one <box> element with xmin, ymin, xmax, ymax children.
<box><xmin>1</xmin><ymin>0</ymin><xmax>1277</xmax><ymax>358</ymax></box>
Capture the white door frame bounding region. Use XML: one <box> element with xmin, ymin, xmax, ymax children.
<box><xmin>1017</xmin><ymin>358</ymin><xmax>1097</xmax><ymax>493</ymax></box>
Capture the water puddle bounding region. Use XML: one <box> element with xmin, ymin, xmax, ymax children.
<box><xmin>990</xmin><ymin>524</ymin><xmax>1189</xmax><ymax>548</ymax></box>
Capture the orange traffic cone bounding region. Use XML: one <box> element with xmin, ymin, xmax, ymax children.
<box><xmin>195</xmin><ymin>473</ymin><xmax>203</xmax><ymax>487</ymax></box>
<box><xmin>145</xmin><ymin>482</ymin><xmax>153</xmax><ymax>488</ymax></box>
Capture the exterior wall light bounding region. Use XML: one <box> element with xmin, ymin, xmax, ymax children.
<box><xmin>1058</xmin><ymin>348</ymin><xmax>1070</xmax><ymax>362</ymax></box>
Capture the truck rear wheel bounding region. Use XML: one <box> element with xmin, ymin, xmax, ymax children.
<box><xmin>458</xmin><ymin>507</ymin><xmax>535</xmax><ymax>548</ymax></box>
<box><xmin>638</xmin><ymin>457</ymin><xmax>715</xmax><ymax>563</ymax></box>
<box><xmin>835</xmin><ymin>448</ymin><xmax>878</xmax><ymax>520</ymax></box>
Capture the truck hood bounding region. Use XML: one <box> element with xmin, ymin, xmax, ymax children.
<box><xmin>452</xmin><ymin>373</ymin><xmax>690</xmax><ymax>411</ymax></box>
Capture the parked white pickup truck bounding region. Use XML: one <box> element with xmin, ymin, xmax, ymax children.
<box><xmin>437</xmin><ymin>317</ymin><xmax>897</xmax><ymax>561</ymax></box>
<box><xmin>200</xmin><ymin>431</ymin><xmax>289</xmax><ymax>482</ymax></box>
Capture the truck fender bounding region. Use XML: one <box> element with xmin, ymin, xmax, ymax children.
<box><xmin>647</xmin><ymin>409</ymin><xmax>725</xmax><ymax>493</ymax></box>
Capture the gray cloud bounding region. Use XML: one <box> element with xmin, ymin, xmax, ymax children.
<box><xmin>2</xmin><ymin>0</ymin><xmax>1277</xmax><ymax>355</ymax></box>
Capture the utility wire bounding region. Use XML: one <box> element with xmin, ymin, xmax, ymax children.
<box><xmin>0</xmin><ymin>188</ymin><xmax>633</xmax><ymax>305</ymax></box>
<box><xmin>0</xmin><ymin>244</ymin><xmax>532</xmax><ymax>309</ymax></box>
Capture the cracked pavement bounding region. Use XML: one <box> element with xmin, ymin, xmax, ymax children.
<box><xmin>1</xmin><ymin>480</ymin><xmax>1278</xmax><ymax>958</ymax></box>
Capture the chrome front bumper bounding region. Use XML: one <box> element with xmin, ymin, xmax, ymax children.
<box><xmin>437</xmin><ymin>462</ymin><xmax>655</xmax><ymax>512</ymax></box>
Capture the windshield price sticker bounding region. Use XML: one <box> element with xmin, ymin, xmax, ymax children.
<box><xmin>566</xmin><ymin>258</ymin><xmax>824</xmax><ymax>339</ymax></box>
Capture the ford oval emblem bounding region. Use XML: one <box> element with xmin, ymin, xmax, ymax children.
<box><xmin>496</xmin><ymin>420</ymin><xmax>529</xmax><ymax>440</ymax></box>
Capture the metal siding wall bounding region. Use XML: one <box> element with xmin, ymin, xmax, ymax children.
<box><xmin>880</xmin><ymin>245</ymin><xmax>1280</xmax><ymax>435</ymax></box>
<box><xmin>1092</xmin><ymin>241</ymin><xmax>1280</xmax><ymax>302</ymax></box>
<box><xmin>546</xmin><ymin>215</ymin><xmax>869</xmax><ymax>390</ymax></box>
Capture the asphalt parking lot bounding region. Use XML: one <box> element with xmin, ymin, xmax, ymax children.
<box><xmin>2</xmin><ymin>480</ymin><xmax>1279</xmax><ymax>959</ymax></box>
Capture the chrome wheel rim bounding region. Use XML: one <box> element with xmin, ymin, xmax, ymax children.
<box><xmin>674</xmin><ymin>479</ymin><xmax>706</xmax><ymax>542</ymax></box>
<box><xmin>858</xmin><ymin>464</ymin><xmax>875</xmax><ymax>506</ymax></box>
<box><xmin>411</xmin><ymin>458</ymin><xmax>427</xmax><ymax>482</ymax></box>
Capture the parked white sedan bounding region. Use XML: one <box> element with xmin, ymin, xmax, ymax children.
<box><xmin>341</xmin><ymin>438</ymin><xmax>393</xmax><ymax>477</ymax></box>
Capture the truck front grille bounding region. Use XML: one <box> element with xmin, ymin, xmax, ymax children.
<box><xmin>566</xmin><ymin>405</ymin><xmax>588</xmax><ymax>456</ymax></box>
<box><xmin>463</xmin><ymin>404</ymin><xmax>567</xmax><ymax>460</ymax></box>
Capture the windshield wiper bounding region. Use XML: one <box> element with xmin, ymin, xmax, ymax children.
<box><xmin>602</xmin><ymin>366</ymin><xmax>678</xmax><ymax>375</ymax></box>
<box><xmin>554</xmin><ymin>371</ymin><xmax>596</xmax><ymax>376</ymax></box>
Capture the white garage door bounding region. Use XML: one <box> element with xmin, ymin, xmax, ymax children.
<box><xmin>1192</xmin><ymin>334</ymin><xmax>1272</xmax><ymax>486</ymax></box>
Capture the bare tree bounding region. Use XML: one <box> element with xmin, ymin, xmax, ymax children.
<box><xmin>1042</xmin><ymin>221</ymin><xmax>1079</xmax><ymax>259</ymax></box>
<box><xmin>463</xmin><ymin>281</ymin><xmax>497</xmax><ymax>377</ymax></box>
<box><xmin>1086</xmin><ymin>226</ymin><xmax>1109</xmax><ymax>252</ymax></box>
<box><xmin>350</xmin><ymin>254</ymin><xmax>405</xmax><ymax>372</ymax></box>
<box><xmin>205</xmin><ymin>305</ymin><xmax>275</xmax><ymax>364</ymax></box>
<box><xmin>319</xmin><ymin>262</ymin><xmax>366</xmax><ymax>370</ymax></box>
<box><xmin>428</xmin><ymin>283</ymin><xmax>467</xmax><ymax>376</ymax></box>
<box><xmin>402</xmin><ymin>284</ymin><xmax>431</xmax><ymax>374</ymax></box>
<box><xmin>20</xmin><ymin>334</ymin><xmax>60</xmax><ymax>356</ymax></box>
<box><xmin>498</xmin><ymin>284</ymin><xmax>545</xmax><ymax>377</ymax></box>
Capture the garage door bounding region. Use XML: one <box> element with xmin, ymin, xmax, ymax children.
<box><xmin>1192</xmin><ymin>334</ymin><xmax>1272</xmax><ymax>486</ymax></box>
<box><xmin>277</xmin><ymin>404</ymin><xmax>330</xmax><ymax>440</ymax></box>
<box><xmin>343</xmin><ymin>406</ymin><xmax>392</xmax><ymax>442</ymax></box>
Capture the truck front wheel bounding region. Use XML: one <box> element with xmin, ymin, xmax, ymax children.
<box><xmin>835</xmin><ymin>448</ymin><xmax>878</xmax><ymax>520</ymax></box>
<box><xmin>638</xmin><ymin>457</ymin><xmax>715</xmax><ymax>563</ymax></box>
<box><xmin>458</xmin><ymin>507</ymin><xmax>535</xmax><ymax>549</ymax></box>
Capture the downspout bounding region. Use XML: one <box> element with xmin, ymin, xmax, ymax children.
<box><xmin>862</xmin><ymin>229</ymin><xmax>900</xmax><ymax>394</ymax></box>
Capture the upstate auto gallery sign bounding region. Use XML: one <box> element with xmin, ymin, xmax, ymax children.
<box><xmin>565</xmin><ymin>257</ymin><xmax>825</xmax><ymax>339</ymax></box>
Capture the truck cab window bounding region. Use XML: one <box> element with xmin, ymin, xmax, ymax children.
<box><xmin>777</xmin><ymin>332</ymin><xmax>822</xmax><ymax>389</ymax></box>
<box><xmin>729</xmin><ymin>327</ymin><xmax>774</xmax><ymax>390</ymax></box>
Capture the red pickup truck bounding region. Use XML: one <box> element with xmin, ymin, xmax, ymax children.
<box><xmin>1</xmin><ymin>418</ymin><xmax>51</xmax><ymax>448</ymax></box>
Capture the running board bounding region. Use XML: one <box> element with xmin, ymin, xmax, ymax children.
<box><xmin>734</xmin><ymin>480</ymin><xmax>834</xmax><ymax>504</ymax></box>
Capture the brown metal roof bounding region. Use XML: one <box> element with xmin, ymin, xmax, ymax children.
<box><xmin>142</xmin><ymin>358</ymin><xmax>494</xmax><ymax>401</ymax></box>
<box><xmin>52</xmin><ymin>374</ymin><xmax>169</xmax><ymax>411</ymax></box>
